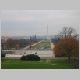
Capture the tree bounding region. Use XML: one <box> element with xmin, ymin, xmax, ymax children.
<box><xmin>57</xmin><ymin>27</ymin><xmax>78</xmax><ymax>39</ymax></box>
<box><xmin>54</xmin><ymin>37</ymin><xmax>79</xmax><ymax>63</ymax></box>
<box><xmin>6</xmin><ymin>38</ymin><xmax>18</xmax><ymax>49</ymax></box>
<box><xmin>53</xmin><ymin>27</ymin><xmax>79</xmax><ymax>68</ymax></box>
<box><xmin>6</xmin><ymin>38</ymin><xmax>16</xmax><ymax>49</ymax></box>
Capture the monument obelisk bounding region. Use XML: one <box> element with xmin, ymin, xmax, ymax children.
<box><xmin>47</xmin><ymin>24</ymin><xmax>48</xmax><ymax>40</ymax></box>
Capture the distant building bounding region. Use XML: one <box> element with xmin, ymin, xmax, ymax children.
<box><xmin>30</xmin><ymin>35</ymin><xmax>37</xmax><ymax>42</ymax></box>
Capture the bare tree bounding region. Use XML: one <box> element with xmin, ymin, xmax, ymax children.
<box><xmin>59</xmin><ymin>27</ymin><xmax>78</xmax><ymax>39</ymax></box>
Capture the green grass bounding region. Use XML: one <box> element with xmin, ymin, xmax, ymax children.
<box><xmin>31</xmin><ymin>41</ymin><xmax>51</xmax><ymax>49</ymax></box>
<box><xmin>1</xmin><ymin>59</ymin><xmax>76</xmax><ymax>69</ymax></box>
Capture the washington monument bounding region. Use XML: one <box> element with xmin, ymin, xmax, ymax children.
<box><xmin>47</xmin><ymin>24</ymin><xmax>49</xmax><ymax>40</ymax></box>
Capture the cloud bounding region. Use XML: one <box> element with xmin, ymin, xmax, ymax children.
<box><xmin>15</xmin><ymin>16</ymin><xmax>34</xmax><ymax>22</ymax></box>
<box><xmin>1</xmin><ymin>10</ymin><xmax>80</xmax><ymax>36</ymax></box>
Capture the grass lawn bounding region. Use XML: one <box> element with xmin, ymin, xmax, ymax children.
<box><xmin>1</xmin><ymin>59</ymin><xmax>76</xmax><ymax>69</ymax></box>
<box><xmin>31</xmin><ymin>40</ymin><xmax>51</xmax><ymax>49</ymax></box>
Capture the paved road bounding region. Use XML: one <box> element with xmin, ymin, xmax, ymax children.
<box><xmin>6</xmin><ymin>50</ymin><xmax>55</xmax><ymax>59</ymax></box>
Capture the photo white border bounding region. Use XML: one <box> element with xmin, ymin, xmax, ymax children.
<box><xmin>0</xmin><ymin>0</ymin><xmax>80</xmax><ymax>80</ymax></box>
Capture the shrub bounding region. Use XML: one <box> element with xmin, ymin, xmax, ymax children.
<box><xmin>1</xmin><ymin>53</ymin><xmax>5</xmax><ymax>57</ymax></box>
<box><xmin>21</xmin><ymin>54</ymin><xmax>40</xmax><ymax>61</ymax></box>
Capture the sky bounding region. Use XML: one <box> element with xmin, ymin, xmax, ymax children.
<box><xmin>1</xmin><ymin>10</ymin><xmax>80</xmax><ymax>36</ymax></box>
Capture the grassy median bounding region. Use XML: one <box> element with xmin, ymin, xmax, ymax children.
<box><xmin>31</xmin><ymin>40</ymin><xmax>51</xmax><ymax>49</ymax></box>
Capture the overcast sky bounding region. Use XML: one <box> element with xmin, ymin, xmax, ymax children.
<box><xmin>1</xmin><ymin>10</ymin><xmax>80</xmax><ymax>36</ymax></box>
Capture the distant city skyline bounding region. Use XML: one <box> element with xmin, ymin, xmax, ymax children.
<box><xmin>1</xmin><ymin>10</ymin><xmax>79</xmax><ymax>36</ymax></box>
